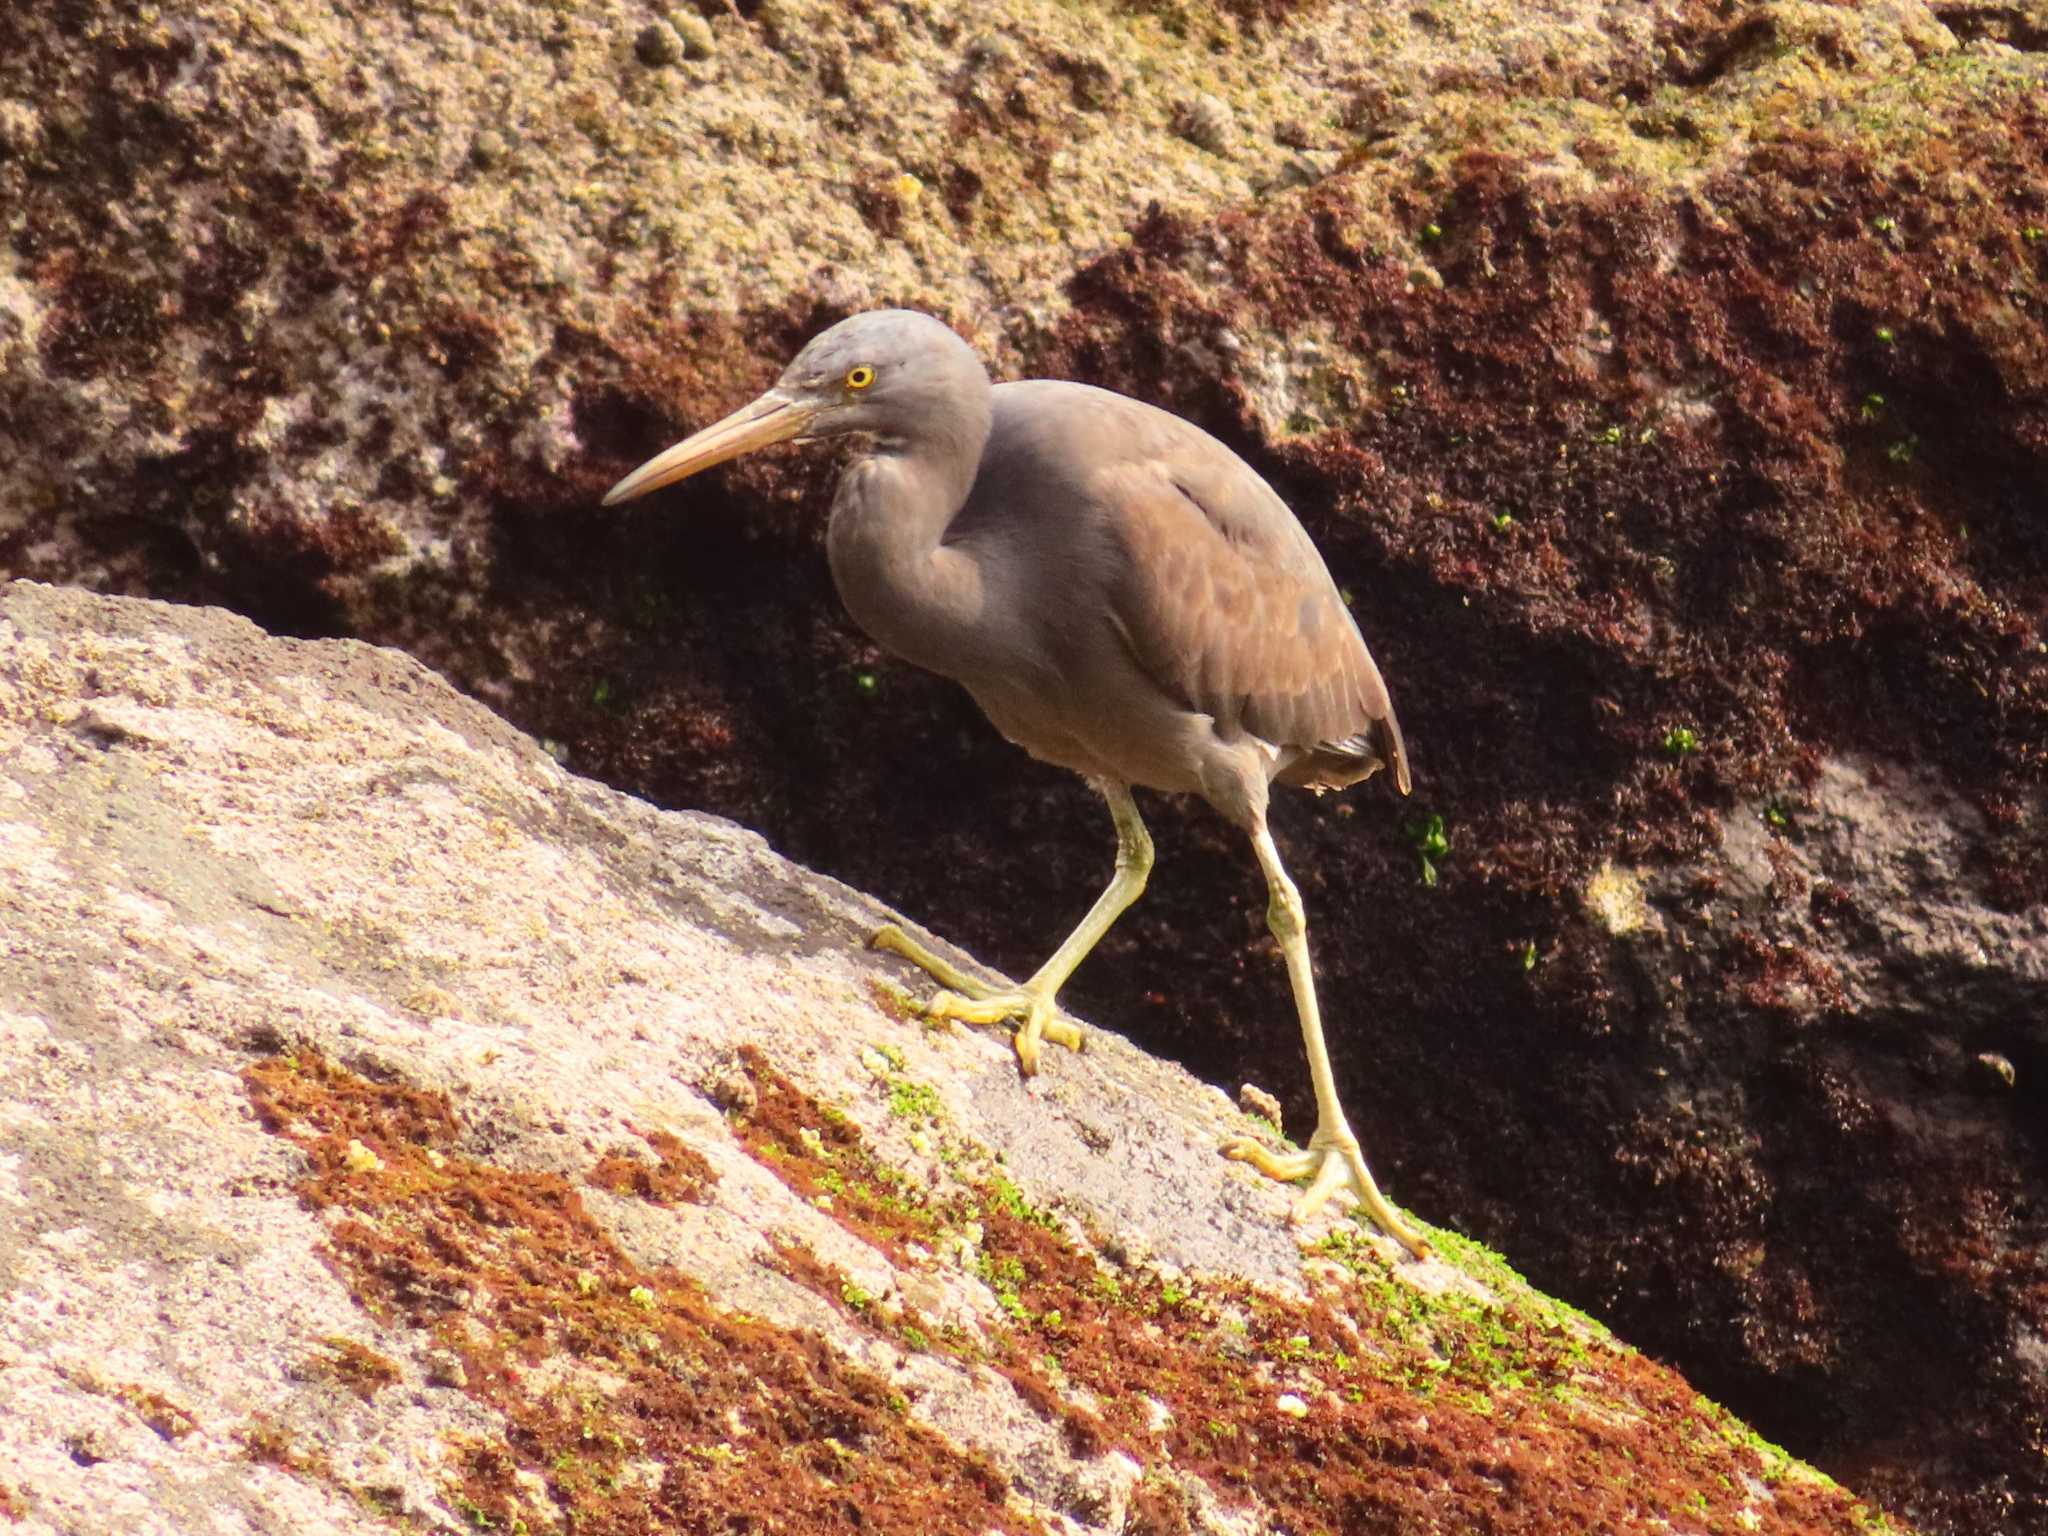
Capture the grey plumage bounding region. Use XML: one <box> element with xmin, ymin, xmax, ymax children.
<box><xmin>603</xmin><ymin>308</ymin><xmax>1429</xmax><ymax>1259</ymax></box>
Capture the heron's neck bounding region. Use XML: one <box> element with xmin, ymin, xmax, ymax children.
<box><xmin>873</xmin><ymin>386</ymin><xmax>990</xmax><ymax>511</ymax></box>
<box><xmin>826</xmin><ymin>430</ymin><xmax>995</xmax><ymax>681</ymax></box>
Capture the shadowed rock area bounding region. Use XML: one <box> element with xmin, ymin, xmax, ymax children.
<box><xmin>3</xmin><ymin>2</ymin><xmax>2045</xmax><ymax>1531</ymax></box>
<box><xmin>0</xmin><ymin>580</ymin><xmax>1908</xmax><ymax>1534</ymax></box>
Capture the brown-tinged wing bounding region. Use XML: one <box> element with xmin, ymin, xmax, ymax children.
<box><xmin>1094</xmin><ymin>433</ymin><xmax>1409</xmax><ymax>794</ymax></box>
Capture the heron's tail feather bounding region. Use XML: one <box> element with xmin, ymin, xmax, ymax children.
<box><xmin>1278</xmin><ymin>713</ymin><xmax>1410</xmax><ymax>795</ymax></box>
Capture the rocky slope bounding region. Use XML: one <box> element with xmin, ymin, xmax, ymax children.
<box><xmin>0</xmin><ymin>580</ymin><xmax>1908</xmax><ymax>1534</ymax></box>
<box><xmin>2</xmin><ymin>2</ymin><xmax>2044</xmax><ymax>1530</ymax></box>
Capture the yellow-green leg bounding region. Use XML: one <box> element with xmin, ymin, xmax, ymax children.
<box><xmin>1220</xmin><ymin>824</ymin><xmax>1430</xmax><ymax>1260</ymax></box>
<box><xmin>871</xmin><ymin>781</ymin><xmax>1152</xmax><ymax>1075</ymax></box>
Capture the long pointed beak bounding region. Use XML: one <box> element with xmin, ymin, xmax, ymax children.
<box><xmin>602</xmin><ymin>390</ymin><xmax>812</xmax><ymax>506</ymax></box>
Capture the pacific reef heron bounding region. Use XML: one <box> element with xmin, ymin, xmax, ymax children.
<box><xmin>605</xmin><ymin>309</ymin><xmax>1428</xmax><ymax>1258</ymax></box>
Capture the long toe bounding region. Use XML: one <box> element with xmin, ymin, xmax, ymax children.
<box><xmin>924</xmin><ymin>989</ymin><xmax>1032</xmax><ymax>1027</ymax></box>
<box><xmin>869</xmin><ymin>923</ymin><xmax>995</xmax><ymax>1000</ymax></box>
<box><xmin>1220</xmin><ymin>1136</ymin><xmax>1318</xmax><ymax>1184</ymax></box>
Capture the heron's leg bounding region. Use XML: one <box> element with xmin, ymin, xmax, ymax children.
<box><xmin>870</xmin><ymin>783</ymin><xmax>1152</xmax><ymax>1074</ymax></box>
<box><xmin>1220</xmin><ymin>824</ymin><xmax>1431</xmax><ymax>1260</ymax></box>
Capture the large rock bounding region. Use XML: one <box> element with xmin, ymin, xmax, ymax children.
<box><xmin>1</xmin><ymin>0</ymin><xmax>1692</xmax><ymax>627</ymax></box>
<box><xmin>4</xmin><ymin>2</ymin><xmax>2046</xmax><ymax>1532</ymax></box>
<box><xmin>0</xmin><ymin>580</ymin><xmax>1901</xmax><ymax>1534</ymax></box>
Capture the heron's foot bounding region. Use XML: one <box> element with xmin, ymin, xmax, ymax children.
<box><xmin>1221</xmin><ymin>1127</ymin><xmax>1431</xmax><ymax>1260</ymax></box>
<box><xmin>868</xmin><ymin>924</ymin><xmax>1083</xmax><ymax>1076</ymax></box>
<box><xmin>927</xmin><ymin>986</ymin><xmax>1084</xmax><ymax>1076</ymax></box>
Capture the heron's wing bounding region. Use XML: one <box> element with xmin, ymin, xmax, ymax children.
<box><xmin>1094</xmin><ymin>444</ymin><xmax>1410</xmax><ymax>794</ymax></box>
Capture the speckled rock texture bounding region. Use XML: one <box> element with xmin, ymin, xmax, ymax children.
<box><xmin>0</xmin><ymin>581</ymin><xmax>1908</xmax><ymax>1535</ymax></box>
<box><xmin>2</xmin><ymin>2</ymin><xmax>2045</xmax><ymax>1533</ymax></box>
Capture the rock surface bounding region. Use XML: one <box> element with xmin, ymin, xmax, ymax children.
<box><xmin>3</xmin><ymin>2</ymin><xmax>2046</xmax><ymax>1532</ymax></box>
<box><xmin>0</xmin><ymin>580</ymin><xmax>1902</xmax><ymax>1534</ymax></box>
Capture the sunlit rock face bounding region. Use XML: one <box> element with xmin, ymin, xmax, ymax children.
<box><xmin>3</xmin><ymin>4</ymin><xmax>2045</xmax><ymax>1530</ymax></box>
<box><xmin>0</xmin><ymin>580</ymin><xmax>1908</xmax><ymax>1536</ymax></box>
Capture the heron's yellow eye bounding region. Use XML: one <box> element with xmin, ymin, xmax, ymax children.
<box><xmin>846</xmin><ymin>365</ymin><xmax>875</xmax><ymax>390</ymax></box>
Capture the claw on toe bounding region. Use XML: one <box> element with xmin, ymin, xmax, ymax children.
<box><xmin>1017</xmin><ymin>1010</ymin><xmax>1084</xmax><ymax>1076</ymax></box>
<box><xmin>1221</xmin><ymin>1133</ymin><xmax>1430</xmax><ymax>1261</ymax></box>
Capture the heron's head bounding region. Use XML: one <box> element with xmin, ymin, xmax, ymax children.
<box><xmin>602</xmin><ymin>309</ymin><xmax>989</xmax><ymax>506</ymax></box>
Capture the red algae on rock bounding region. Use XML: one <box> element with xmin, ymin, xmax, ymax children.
<box><xmin>243</xmin><ymin>1051</ymin><xmax>1033</xmax><ymax>1536</ymax></box>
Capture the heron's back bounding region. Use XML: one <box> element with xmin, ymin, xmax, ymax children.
<box><xmin>947</xmin><ymin>381</ymin><xmax>1407</xmax><ymax>797</ymax></box>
